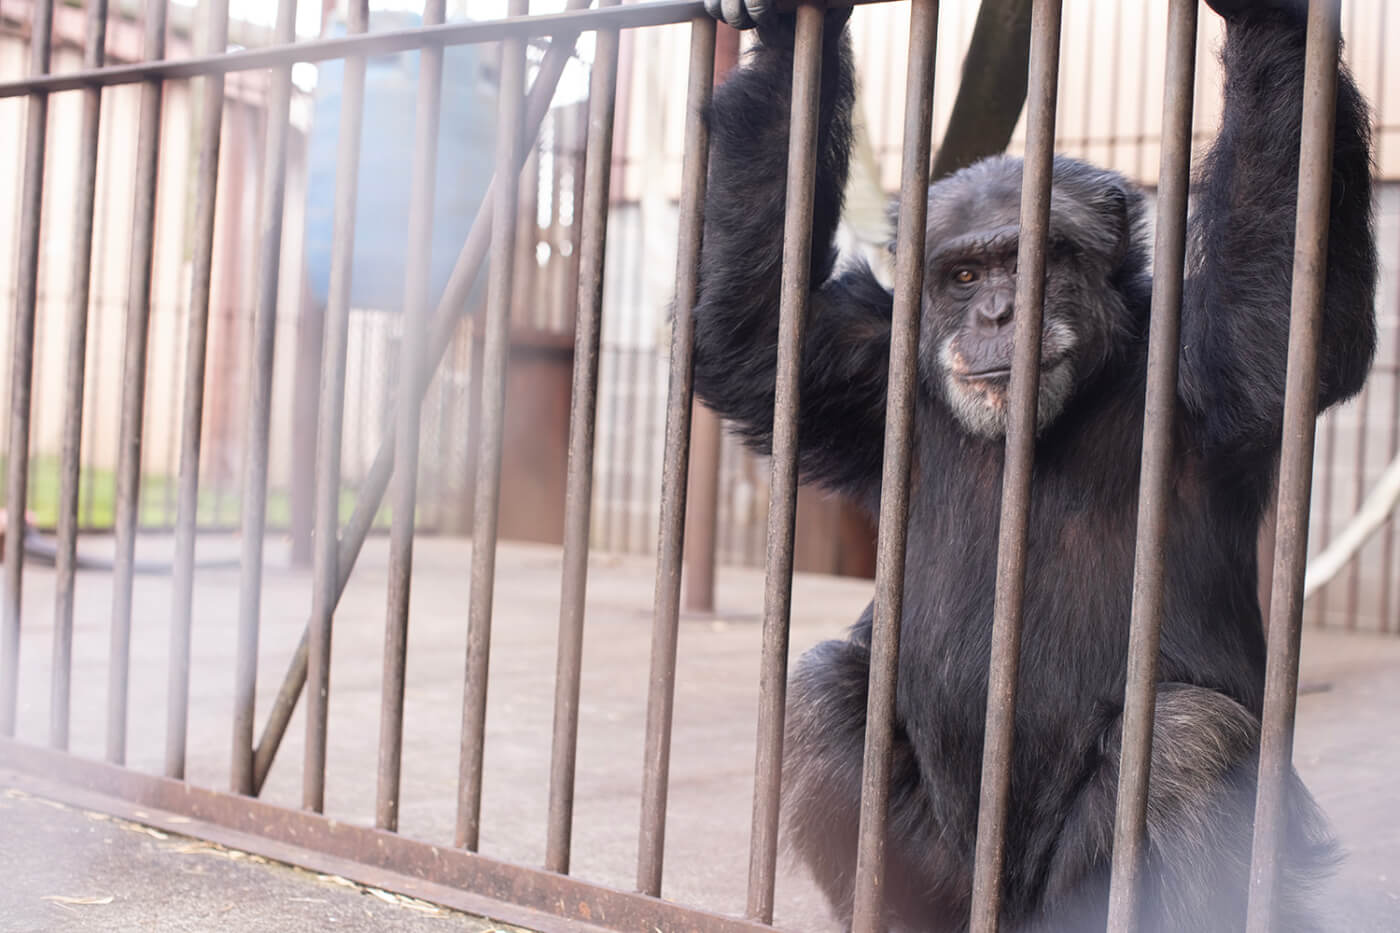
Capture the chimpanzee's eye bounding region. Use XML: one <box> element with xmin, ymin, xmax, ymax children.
<box><xmin>953</xmin><ymin>268</ymin><xmax>979</xmax><ymax>285</ymax></box>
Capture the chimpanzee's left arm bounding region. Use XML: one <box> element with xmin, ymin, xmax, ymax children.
<box><xmin>1178</xmin><ymin>1</ymin><xmax>1377</xmax><ymax>467</ymax></box>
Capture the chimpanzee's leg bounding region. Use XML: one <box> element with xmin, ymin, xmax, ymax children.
<box><xmin>784</xmin><ymin>618</ymin><xmax>962</xmax><ymax>933</ymax></box>
<box><xmin>1018</xmin><ymin>683</ymin><xmax>1336</xmax><ymax>933</ymax></box>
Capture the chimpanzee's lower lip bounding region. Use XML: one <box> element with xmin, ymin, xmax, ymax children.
<box><xmin>957</xmin><ymin>359</ymin><xmax>1063</xmax><ymax>383</ymax></box>
<box><xmin>959</xmin><ymin>368</ymin><xmax>1011</xmax><ymax>381</ymax></box>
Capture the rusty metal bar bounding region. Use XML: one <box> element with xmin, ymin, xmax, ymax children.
<box><xmin>302</xmin><ymin>0</ymin><xmax>370</xmax><ymax>812</ymax></box>
<box><xmin>1376</xmin><ymin>0</ymin><xmax>1398</xmax><ymax>636</ymax></box>
<box><xmin>231</xmin><ymin>0</ymin><xmax>299</xmax><ymax>796</ymax></box>
<box><xmin>1346</xmin><ymin>423</ymin><xmax>1368</xmax><ymax>625</ymax></box>
<box><xmin>50</xmin><ymin>0</ymin><xmax>108</xmax><ymax>751</ymax></box>
<box><xmin>0</xmin><ymin>737</ymin><xmax>777</xmax><ymax>933</ymax></box>
<box><xmin>967</xmin><ymin>1</ymin><xmax>1061</xmax><ymax>929</ymax></box>
<box><xmin>165</xmin><ymin>0</ymin><xmax>232</xmax><ymax>781</ymax></box>
<box><xmin>0</xmin><ymin>1</ymin><xmax>672</xmax><ymax>96</ymax></box>
<box><xmin>1314</xmin><ymin>407</ymin><xmax>1336</xmax><ymax>623</ymax></box>
<box><xmin>1103</xmin><ymin>0</ymin><xmax>1198</xmax><ymax>927</ymax></box>
<box><xmin>745</xmin><ymin>3</ymin><xmax>825</xmax><ymax>922</ymax></box>
<box><xmin>456</xmin><ymin>0</ymin><xmax>531</xmax><ymax>852</ymax></box>
<box><xmin>850</xmin><ymin>1</ymin><xmax>938</xmax><ymax>929</ymax></box>
<box><xmin>544</xmin><ymin>0</ymin><xmax>622</xmax><ymax>875</ymax></box>
<box><xmin>1246</xmin><ymin>1</ymin><xmax>1342</xmax><ymax>928</ymax></box>
<box><xmin>106</xmin><ymin>0</ymin><xmax>168</xmax><ymax>766</ymax></box>
<box><xmin>0</xmin><ymin>0</ymin><xmax>876</xmax><ymax>100</ymax></box>
<box><xmin>635</xmin><ymin>14</ymin><xmax>715</xmax><ymax>897</ymax></box>
<box><xmin>0</xmin><ymin>0</ymin><xmax>53</xmax><ymax>739</ymax></box>
<box><xmin>253</xmin><ymin>13</ymin><xmax>590</xmax><ymax>794</ymax></box>
<box><xmin>376</xmin><ymin>0</ymin><xmax>447</xmax><ymax>832</ymax></box>
<box><xmin>683</xmin><ymin>400</ymin><xmax>723</xmax><ymax>611</ymax></box>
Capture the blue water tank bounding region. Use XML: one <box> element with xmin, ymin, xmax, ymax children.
<box><xmin>303</xmin><ymin>11</ymin><xmax>497</xmax><ymax>313</ymax></box>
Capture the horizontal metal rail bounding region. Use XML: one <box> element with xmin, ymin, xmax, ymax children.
<box><xmin>0</xmin><ymin>738</ymin><xmax>773</xmax><ymax>933</ymax></box>
<box><xmin>0</xmin><ymin>0</ymin><xmax>874</xmax><ymax>99</ymax></box>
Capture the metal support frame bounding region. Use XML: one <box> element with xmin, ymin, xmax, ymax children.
<box><xmin>0</xmin><ymin>1</ymin><xmax>1357</xmax><ymax>931</ymax></box>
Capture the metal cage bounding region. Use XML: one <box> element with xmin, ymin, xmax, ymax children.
<box><xmin>0</xmin><ymin>1</ymin><xmax>1355</xmax><ymax>931</ymax></box>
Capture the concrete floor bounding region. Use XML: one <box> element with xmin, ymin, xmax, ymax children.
<box><xmin>0</xmin><ymin>787</ymin><xmax>523</xmax><ymax>932</ymax></box>
<box><xmin>3</xmin><ymin>535</ymin><xmax>1399</xmax><ymax>931</ymax></box>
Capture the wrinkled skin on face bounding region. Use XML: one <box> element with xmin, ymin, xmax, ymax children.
<box><xmin>915</xmin><ymin>155</ymin><xmax>1146</xmax><ymax>439</ymax></box>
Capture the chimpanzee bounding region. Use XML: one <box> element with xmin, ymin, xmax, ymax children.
<box><xmin>690</xmin><ymin>0</ymin><xmax>1376</xmax><ymax>930</ymax></box>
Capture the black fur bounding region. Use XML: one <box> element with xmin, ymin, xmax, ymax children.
<box><xmin>690</xmin><ymin>4</ymin><xmax>1375</xmax><ymax>931</ymax></box>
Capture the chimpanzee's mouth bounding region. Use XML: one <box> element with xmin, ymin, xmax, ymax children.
<box><xmin>956</xmin><ymin>358</ymin><xmax>1064</xmax><ymax>384</ymax></box>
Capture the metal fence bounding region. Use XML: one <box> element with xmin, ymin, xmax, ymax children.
<box><xmin>0</xmin><ymin>2</ymin><xmax>1362</xmax><ymax>933</ymax></box>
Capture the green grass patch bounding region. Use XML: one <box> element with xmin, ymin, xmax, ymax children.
<box><xmin>6</xmin><ymin>456</ymin><xmax>393</xmax><ymax>531</ymax></box>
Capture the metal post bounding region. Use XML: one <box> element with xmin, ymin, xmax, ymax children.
<box><xmin>231</xmin><ymin>0</ymin><xmax>298</xmax><ymax>796</ymax></box>
<box><xmin>1246</xmin><ymin>1</ymin><xmax>1342</xmax><ymax>928</ymax></box>
<box><xmin>1103</xmin><ymin>0</ymin><xmax>1197</xmax><ymax>927</ymax></box>
<box><xmin>456</xmin><ymin>0</ymin><xmax>531</xmax><ymax>852</ymax></box>
<box><xmin>635</xmin><ymin>14</ymin><xmax>715</xmax><ymax>897</ymax></box>
<box><xmin>545</xmin><ymin>0</ymin><xmax>623</xmax><ymax>874</ymax></box>
<box><xmin>745</xmin><ymin>2</ymin><xmax>825</xmax><ymax>922</ymax></box>
<box><xmin>0</xmin><ymin>0</ymin><xmax>53</xmax><ymax>739</ymax></box>
<box><xmin>107</xmin><ymin>0</ymin><xmax>169</xmax><ymax>765</ymax></box>
<box><xmin>303</xmin><ymin>0</ymin><xmax>371</xmax><ymax>811</ymax></box>
<box><xmin>165</xmin><ymin>0</ymin><xmax>233</xmax><ymax>781</ymax></box>
<box><xmin>967</xmin><ymin>1</ymin><xmax>1061</xmax><ymax>929</ymax></box>
<box><xmin>377</xmin><ymin>0</ymin><xmax>447</xmax><ymax>832</ymax></box>
<box><xmin>51</xmin><ymin>0</ymin><xmax>108</xmax><ymax>751</ymax></box>
<box><xmin>680</xmin><ymin>24</ymin><xmax>739</xmax><ymax>615</ymax></box>
<box><xmin>850</xmin><ymin>1</ymin><xmax>938</xmax><ymax>929</ymax></box>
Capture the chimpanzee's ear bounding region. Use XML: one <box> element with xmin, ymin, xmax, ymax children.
<box><xmin>1090</xmin><ymin>181</ymin><xmax>1142</xmax><ymax>268</ymax></box>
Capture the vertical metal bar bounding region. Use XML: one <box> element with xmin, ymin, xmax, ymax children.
<box><xmin>1345</xmin><ymin>388</ymin><xmax>1366</xmax><ymax>628</ymax></box>
<box><xmin>562</xmin><ymin>103</ymin><xmax>588</xmax><ymax>335</ymax></box>
<box><xmin>635</xmin><ymin>14</ymin><xmax>715</xmax><ymax>896</ymax></box>
<box><xmin>165</xmin><ymin>0</ymin><xmax>232</xmax><ymax>780</ymax></box>
<box><xmin>1381</xmin><ymin>245</ymin><xmax>1400</xmax><ymax>632</ymax></box>
<box><xmin>254</xmin><ymin>13</ymin><xmax>591</xmax><ymax>794</ymax></box>
<box><xmin>676</xmin><ymin>24</ymin><xmax>736</xmax><ymax>609</ymax></box>
<box><xmin>1314</xmin><ymin>406</ymin><xmax>1336</xmax><ymax>624</ymax></box>
<box><xmin>1373</xmin><ymin>1</ymin><xmax>1398</xmax><ymax>636</ymax></box>
<box><xmin>967</xmin><ymin>1</ymin><xmax>1061</xmax><ymax>930</ymax></box>
<box><xmin>376</xmin><ymin>0</ymin><xmax>447</xmax><ymax>832</ymax></box>
<box><xmin>512</xmin><ymin>144</ymin><xmax>541</xmax><ymax>327</ymax></box>
<box><xmin>1103</xmin><ymin>0</ymin><xmax>1123</xmax><ymax>172</ymax></box>
<box><xmin>302</xmin><ymin>0</ymin><xmax>370</xmax><ymax>809</ymax></box>
<box><xmin>50</xmin><ymin>0</ymin><xmax>108</xmax><ymax>751</ymax></box>
<box><xmin>0</xmin><ymin>0</ymin><xmax>52</xmax><ymax>739</ymax></box>
<box><xmin>456</xmin><ymin>0</ymin><xmax>530</xmax><ymax>852</ymax></box>
<box><xmin>1103</xmin><ymin>0</ymin><xmax>1198</xmax><ymax>928</ymax></box>
<box><xmin>745</xmin><ymin>3</ymin><xmax>825</xmax><ymax>922</ymax></box>
<box><xmin>106</xmin><ymin>0</ymin><xmax>168</xmax><ymax>765</ymax></box>
<box><xmin>544</xmin><ymin>0</ymin><xmax>623</xmax><ymax>875</ymax></box>
<box><xmin>231</xmin><ymin>0</ymin><xmax>298</xmax><ymax>796</ymax></box>
<box><xmin>850</xmin><ymin>2</ymin><xmax>939</xmax><ymax>930</ymax></box>
<box><xmin>1246</xmin><ymin>1</ymin><xmax>1342</xmax><ymax>928</ymax></box>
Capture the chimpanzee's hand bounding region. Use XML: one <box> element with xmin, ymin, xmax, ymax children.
<box><xmin>702</xmin><ymin>0</ymin><xmax>851</xmax><ymax>46</ymax></box>
<box><xmin>1204</xmin><ymin>0</ymin><xmax>1307</xmax><ymax>24</ymax></box>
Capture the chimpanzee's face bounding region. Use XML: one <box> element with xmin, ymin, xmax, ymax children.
<box><xmin>913</xmin><ymin>155</ymin><xmax>1141</xmax><ymax>439</ymax></box>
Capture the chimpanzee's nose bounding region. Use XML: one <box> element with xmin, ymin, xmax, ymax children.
<box><xmin>978</xmin><ymin>294</ymin><xmax>1014</xmax><ymax>329</ymax></box>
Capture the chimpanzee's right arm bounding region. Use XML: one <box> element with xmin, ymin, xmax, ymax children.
<box><xmin>691</xmin><ymin>13</ymin><xmax>892</xmax><ymax>503</ymax></box>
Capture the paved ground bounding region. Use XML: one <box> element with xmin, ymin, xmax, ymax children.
<box><xmin>0</xmin><ymin>786</ymin><xmax>522</xmax><ymax>932</ymax></box>
<box><xmin>3</xmin><ymin>535</ymin><xmax>1399</xmax><ymax>931</ymax></box>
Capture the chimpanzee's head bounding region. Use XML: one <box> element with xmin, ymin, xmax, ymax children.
<box><xmin>916</xmin><ymin>155</ymin><xmax>1147</xmax><ymax>439</ymax></box>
